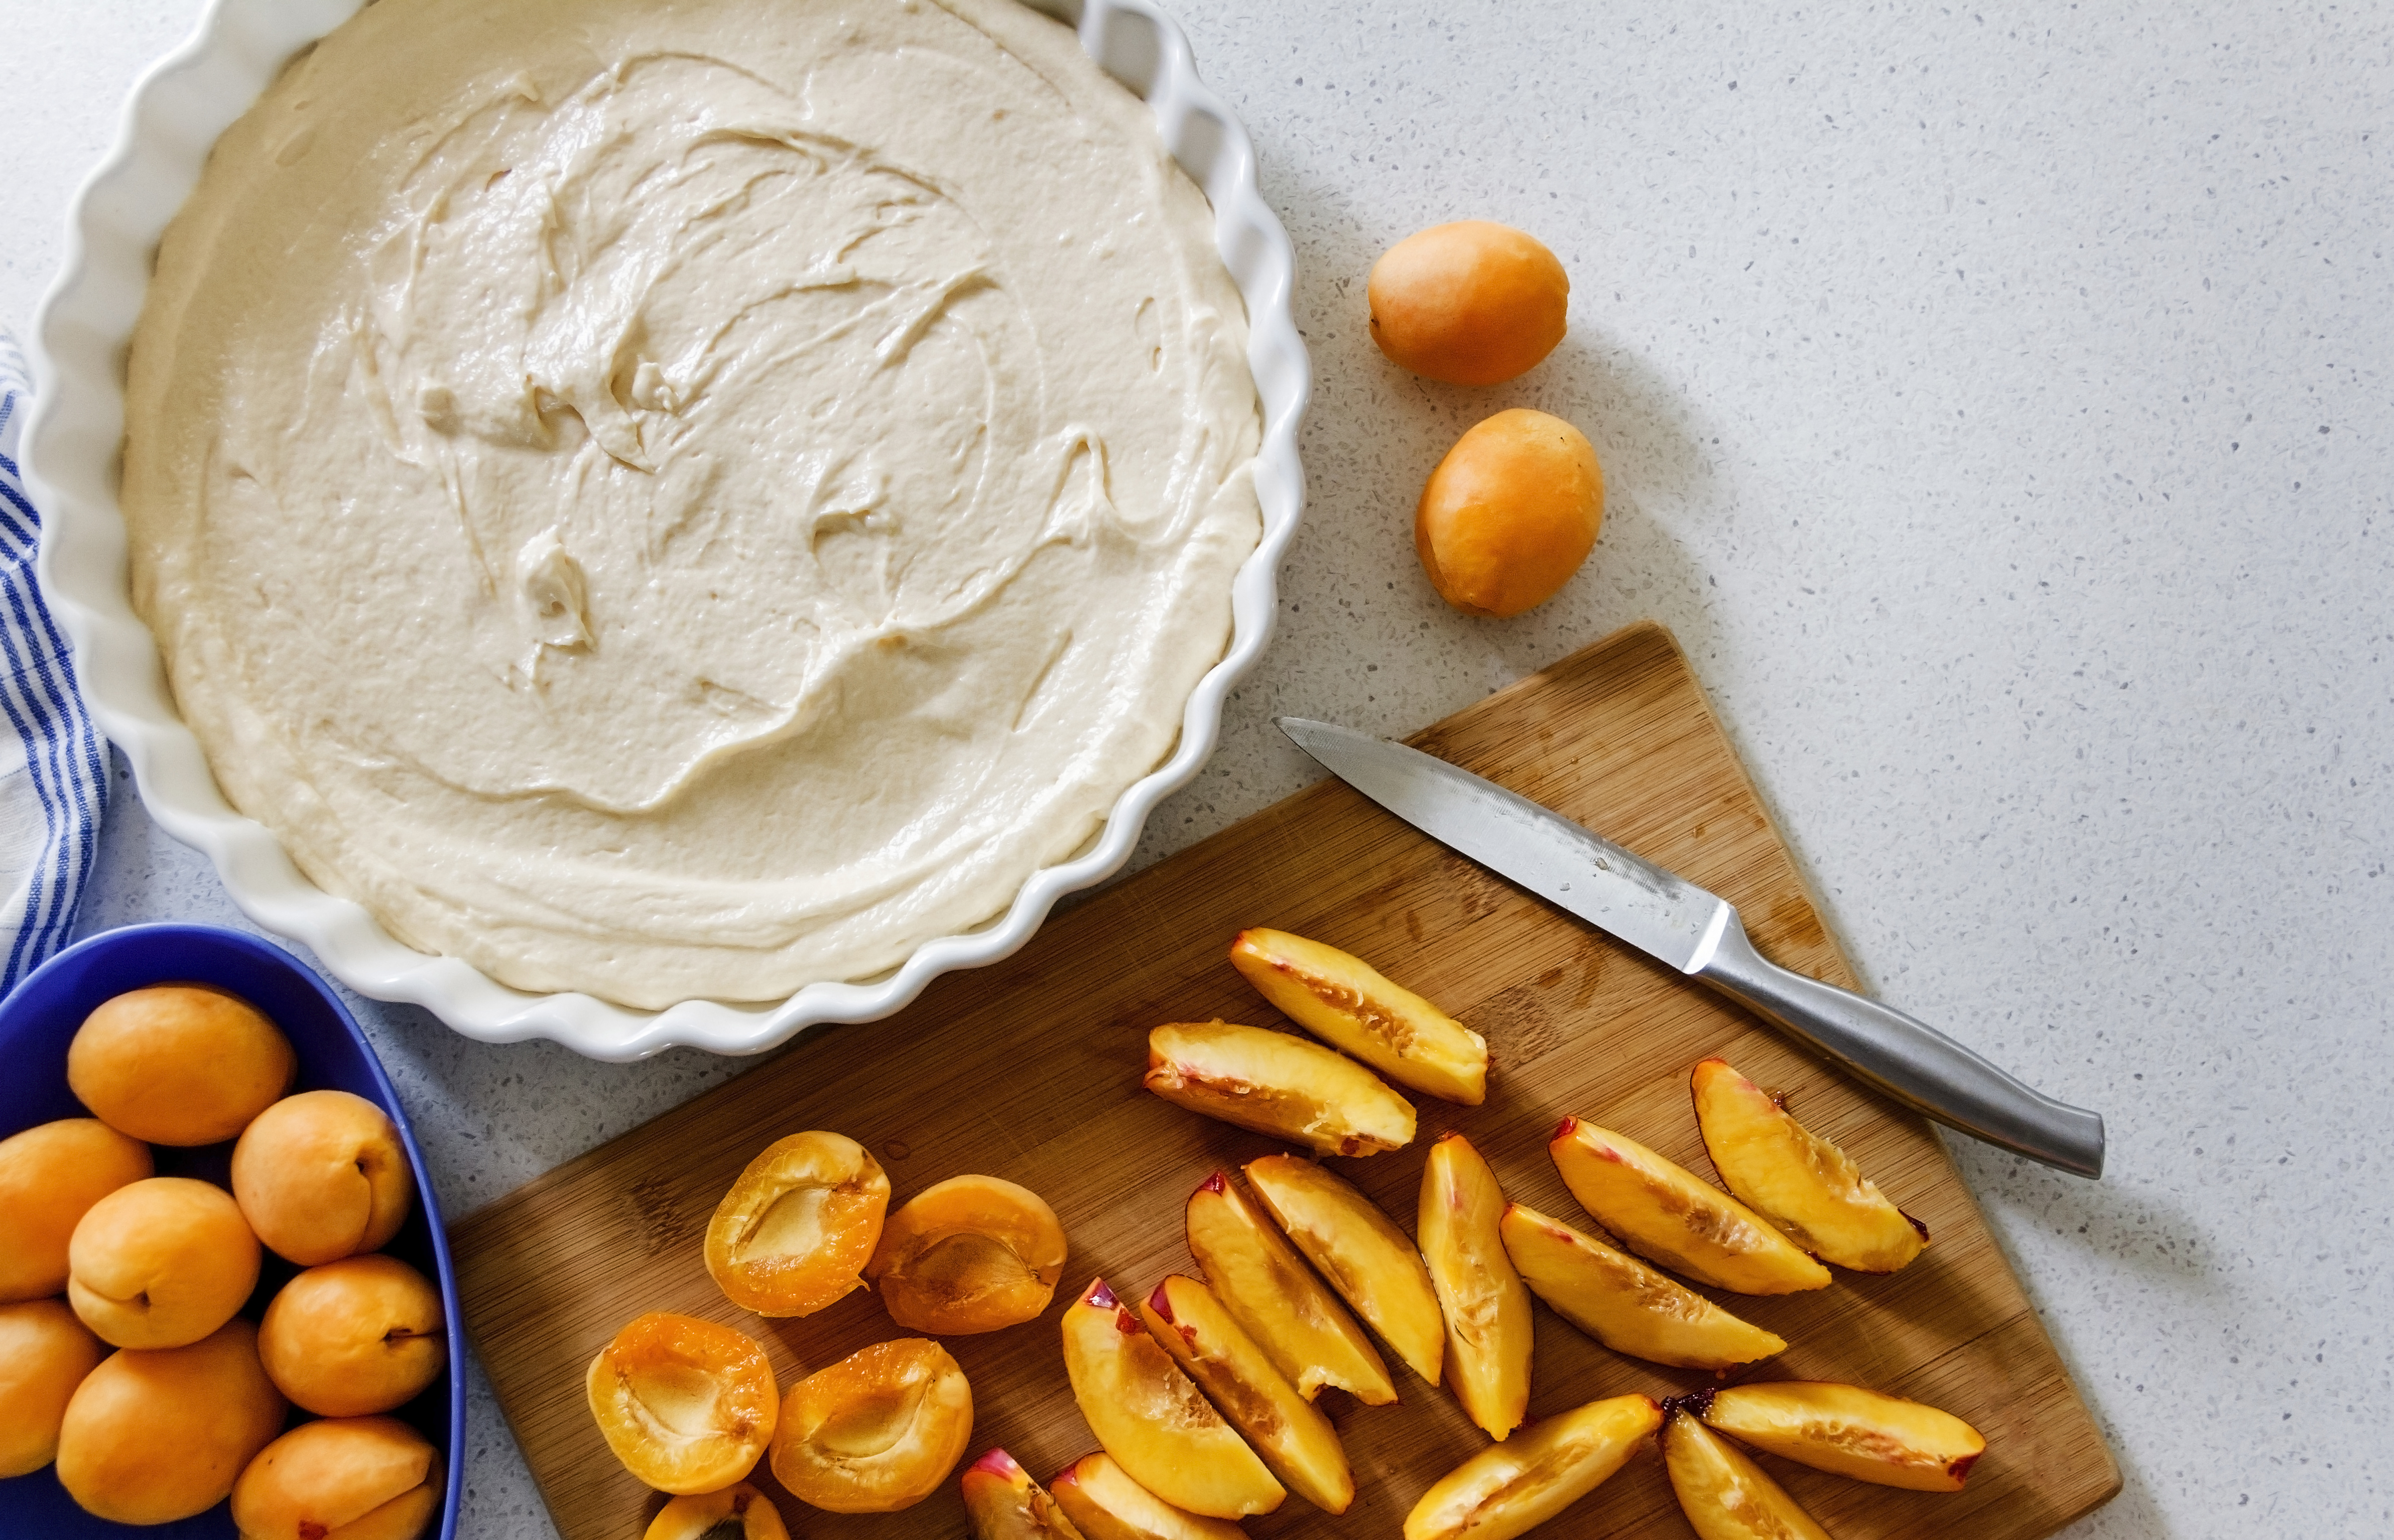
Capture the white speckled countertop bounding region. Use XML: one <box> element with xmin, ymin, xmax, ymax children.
<box><xmin>6</xmin><ymin>2</ymin><xmax>2388</xmax><ymax>1534</ymax></box>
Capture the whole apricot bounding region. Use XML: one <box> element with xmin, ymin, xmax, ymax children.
<box><xmin>232</xmin><ymin>1088</ymin><xmax>415</xmax><ymax>1264</ymax></box>
<box><xmin>68</xmin><ymin>1175</ymin><xmax>262</xmax><ymax>1349</ymax></box>
<box><xmin>1368</xmin><ymin>221</ymin><xmax>1569</xmax><ymax>386</ymax></box>
<box><xmin>0</xmin><ymin>1117</ymin><xmax>153</xmax><ymax>1302</ymax></box>
<box><xmin>260</xmin><ymin>1253</ymin><xmax>447</xmax><ymax>1417</ymax></box>
<box><xmin>69</xmin><ymin>985</ymin><xmax>294</xmax><ymax>1145</ymax></box>
<box><xmin>1416</xmin><ymin>409</ymin><xmax>1604</xmax><ymax>618</ymax></box>
<box><xmin>55</xmin><ymin>1317</ymin><xmax>287</xmax><ymax>1525</ymax></box>
<box><xmin>231</xmin><ymin>1415</ymin><xmax>442</xmax><ymax>1540</ymax></box>
<box><xmin>0</xmin><ymin>1298</ymin><xmax>106</xmax><ymax>1477</ymax></box>
<box><xmin>588</xmin><ymin>1312</ymin><xmax>778</xmax><ymax>1495</ymax></box>
<box><xmin>646</xmin><ymin>1483</ymin><xmax>791</xmax><ymax>1540</ymax></box>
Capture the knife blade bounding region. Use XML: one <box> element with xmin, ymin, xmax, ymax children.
<box><xmin>1279</xmin><ymin>716</ymin><xmax>2106</xmax><ymax>1178</ymax></box>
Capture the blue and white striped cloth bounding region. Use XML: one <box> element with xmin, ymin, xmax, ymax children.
<box><xmin>0</xmin><ymin>333</ymin><xmax>106</xmax><ymax>993</ymax></box>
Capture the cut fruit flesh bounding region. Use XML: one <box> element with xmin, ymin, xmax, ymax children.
<box><xmin>585</xmin><ymin>1313</ymin><xmax>777</xmax><ymax>1495</ymax></box>
<box><xmin>1050</xmin><ymin>1451</ymin><xmax>1249</xmax><ymax>1540</ymax></box>
<box><xmin>1145</xmin><ymin>1021</ymin><xmax>1415</xmax><ymax>1157</ymax></box>
<box><xmin>769</xmin><ymin>1337</ymin><xmax>973</xmax><ymax>1513</ymax></box>
<box><xmin>1242</xmin><ymin>1154</ymin><xmax>1445</xmax><ymax>1386</ymax></box>
<box><xmin>643</xmin><ymin>1482</ymin><xmax>790</xmax><ymax>1540</ymax></box>
<box><xmin>963</xmin><ymin>1448</ymin><xmax>1087</xmax><ymax>1540</ymax></box>
<box><xmin>1701</xmin><ymin>1381</ymin><xmax>1986</xmax><ymax>1491</ymax></box>
<box><xmin>1185</xmin><ymin>1172</ymin><xmax>1395</xmax><ymax>1405</ymax></box>
<box><xmin>1060</xmin><ymin>1278</ymin><xmax>1284</xmax><ymax>1519</ymax></box>
<box><xmin>1405</xmin><ymin>1393</ymin><xmax>1662</xmax><ymax>1540</ymax></box>
<box><xmin>1549</xmin><ymin>1119</ymin><xmax>1830</xmax><ymax>1295</ymax></box>
<box><xmin>1417</xmin><ymin>1133</ymin><xmax>1533</xmax><ymax>1440</ymax></box>
<box><xmin>1229</xmin><ymin>929</ymin><xmax>1488</xmax><ymax>1104</ymax></box>
<box><xmin>1136</xmin><ymin>1275</ymin><xmax>1354</xmax><ymax>1513</ymax></box>
<box><xmin>705</xmin><ymin>1130</ymin><xmax>890</xmax><ymax>1317</ymax></box>
<box><xmin>1498</xmin><ymin>1203</ymin><xmax>1785</xmax><ymax>1370</ymax></box>
<box><xmin>1691</xmin><ymin>1058</ymin><xmax>1928</xmax><ymax>1273</ymax></box>
<box><xmin>866</xmin><ymin>1174</ymin><xmax>1069</xmax><ymax>1334</ymax></box>
<box><xmin>1664</xmin><ymin>1406</ymin><xmax>1831</xmax><ymax>1540</ymax></box>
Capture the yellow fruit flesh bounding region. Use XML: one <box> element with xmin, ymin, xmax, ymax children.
<box><xmin>1405</xmin><ymin>1394</ymin><xmax>1661</xmax><ymax>1540</ymax></box>
<box><xmin>1136</xmin><ymin>1276</ymin><xmax>1353</xmax><ymax>1513</ymax></box>
<box><xmin>1144</xmin><ymin>1021</ymin><xmax>1415</xmax><ymax>1157</ymax></box>
<box><xmin>1229</xmin><ymin>929</ymin><xmax>1487</xmax><ymax>1104</ymax></box>
<box><xmin>1664</xmin><ymin>1409</ymin><xmax>1832</xmax><ymax>1540</ymax></box>
<box><xmin>1243</xmin><ymin>1154</ymin><xmax>1445</xmax><ymax>1386</ymax></box>
<box><xmin>1692</xmin><ymin>1058</ymin><xmax>1926</xmax><ymax>1273</ymax></box>
<box><xmin>1498</xmin><ymin>1204</ymin><xmax>1785</xmax><ymax>1370</ymax></box>
<box><xmin>1417</xmin><ymin>1135</ymin><xmax>1532</xmax><ymax>1441</ymax></box>
<box><xmin>1185</xmin><ymin>1173</ymin><xmax>1395</xmax><ymax>1405</ymax></box>
<box><xmin>1701</xmin><ymin>1381</ymin><xmax>1985</xmax><ymax>1492</ymax></box>
<box><xmin>1549</xmin><ymin>1120</ymin><xmax>1829</xmax><ymax>1295</ymax></box>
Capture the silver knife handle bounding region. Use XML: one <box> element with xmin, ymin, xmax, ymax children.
<box><xmin>1695</xmin><ymin>912</ymin><xmax>2106</xmax><ymax>1178</ymax></box>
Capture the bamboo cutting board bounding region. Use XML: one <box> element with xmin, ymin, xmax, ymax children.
<box><xmin>452</xmin><ymin>620</ymin><xmax>2119</xmax><ymax>1540</ymax></box>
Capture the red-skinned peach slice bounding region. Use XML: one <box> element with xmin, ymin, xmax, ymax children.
<box><xmin>866</xmin><ymin>1175</ymin><xmax>1068</xmax><ymax>1334</ymax></box>
<box><xmin>586</xmin><ymin>1313</ymin><xmax>777</xmax><ymax>1495</ymax></box>
<box><xmin>1405</xmin><ymin>1393</ymin><xmax>1662</xmax><ymax>1540</ymax></box>
<box><xmin>1691</xmin><ymin>1058</ymin><xmax>1927</xmax><ymax>1273</ymax></box>
<box><xmin>770</xmin><ymin>1337</ymin><xmax>971</xmax><ymax>1512</ymax></box>
<box><xmin>1136</xmin><ymin>1276</ymin><xmax>1353</xmax><ymax>1513</ymax></box>
<box><xmin>1229</xmin><ymin>929</ymin><xmax>1488</xmax><ymax>1104</ymax></box>
<box><xmin>645</xmin><ymin>1482</ymin><xmax>791</xmax><ymax>1540</ymax></box>
<box><xmin>1186</xmin><ymin>1172</ymin><xmax>1395</xmax><ymax>1405</ymax></box>
<box><xmin>1549</xmin><ymin>1119</ymin><xmax>1829</xmax><ymax>1295</ymax></box>
<box><xmin>1417</xmin><ymin>1134</ymin><xmax>1532</xmax><ymax>1440</ymax></box>
<box><xmin>1700</xmin><ymin>1381</ymin><xmax>1985</xmax><ymax>1491</ymax></box>
<box><xmin>963</xmin><ymin>1448</ymin><xmax>1087</xmax><ymax>1540</ymax></box>
<box><xmin>1663</xmin><ymin>1404</ymin><xmax>1831</xmax><ymax>1540</ymax></box>
<box><xmin>1145</xmin><ymin>1022</ymin><xmax>1414</xmax><ymax>1157</ymax></box>
<box><xmin>706</xmin><ymin>1131</ymin><xmax>890</xmax><ymax>1317</ymax></box>
<box><xmin>1243</xmin><ymin>1154</ymin><xmax>1444</xmax><ymax>1386</ymax></box>
<box><xmin>1498</xmin><ymin>1203</ymin><xmax>1784</xmax><ymax>1370</ymax></box>
<box><xmin>1061</xmin><ymin>1278</ymin><xmax>1283</xmax><ymax>1519</ymax></box>
<box><xmin>1051</xmin><ymin>1451</ymin><xmax>1248</xmax><ymax>1540</ymax></box>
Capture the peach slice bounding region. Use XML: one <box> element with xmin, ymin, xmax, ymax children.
<box><xmin>1405</xmin><ymin>1393</ymin><xmax>1662</xmax><ymax>1540</ymax></box>
<box><xmin>1229</xmin><ymin>929</ymin><xmax>1488</xmax><ymax>1104</ymax></box>
<box><xmin>1663</xmin><ymin>1403</ymin><xmax>1830</xmax><ymax>1540</ymax></box>
<box><xmin>1061</xmin><ymin>1278</ymin><xmax>1284</xmax><ymax>1519</ymax></box>
<box><xmin>769</xmin><ymin>1337</ymin><xmax>972</xmax><ymax>1512</ymax></box>
<box><xmin>1146</xmin><ymin>1020</ymin><xmax>1414</xmax><ymax>1157</ymax></box>
<box><xmin>230</xmin><ymin>1415</ymin><xmax>443</xmax><ymax>1540</ymax></box>
<box><xmin>586</xmin><ymin>1312</ymin><xmax>777</xmax><ymax>1495</ymax></box>
<box><xmin>1498</xmin><ymin>1203</ymin><xmax>1784</xmax><ymax>1370</ymax></box>
<box><xmin>231</xmin><ymin>1088</ymin><xmax>416</xmax><ymax>1265</ymax></box>
<box><xmin>55</xmin><ymin>1317</ymin><xmax>287</xmax><ymax>1525</ymax></box>
<box><xmin>865</xmin><ymin>1174</ymin><xmax>1068</xmax><ymax>1334</ymax></box>
<box><xmin>1700</xmin><ymin>1381</ymin><xmax>1986</xmax><ymax>1491</ymax></box>
<box><xmin>1549</xmin><ymin>1119</ymin><xmax>1829</xmax><ymax>1295</ymax></box>
<box><xmin>1051</xmin><ymin>1451</ymin><xmax>1248</xmax><ymax>1540</ymax></box>
<box><xmin>0</xmin><ymin>1118</ymin><xmax>153</xmax><ymax>1303</ymax></box>
<box><xmin>706</xmin><ymin>1130</ymin><xmax>890</xmax><ymax>1317</ymax></box>
<box><xmin>646</xmin><ymin>1482</ymin><xmax>791</xmax><ymax>1540</ymax></box>
<box><xmin>69</xmin><ymin>985</ymin><xmax>295</xmax><ymax>1146</ymax></box>
<box><xmin>1691</xmin><ymin>1058</ymin><xmax>1928</xmax><ymax>1273</ymax></box>
<box><xmin>1417</xmin><ymin>1133</ymin><xmax>1532</xmax><ymax>1441</ymax></box>
<box><xmin>1185</xmin><ymin>1171</ymin><xmax>1395</xmax><ymax>1405</ymax></box>
<box><xmin>1136</xmin><ymin>1275</ymin><xmax>1353</xmax><ymax>1513</ymax></box>
<box><xmin>259</xmin><ymin>1253</ymin><xmax>447</xmax><ymax>1417</ymax></box>
<box><xmin>963</xmin><ymin>1448</ymin><xmax>1087</xmax><ymax>1540</ymax></box>
<box><xmin>68</xmin><ymin>1175</ymin><xmax>261</xmax><ymax>1349</ymax></box>
<box><xmin>0</xmin><ymin>1298</ymin><xmax>105</xmax><ymax>1477</ymax></box>
<box><xmin>1243</xmin><ymin>1153</ymin><xmax>1444</xmax><ymax>1386</ymax></box>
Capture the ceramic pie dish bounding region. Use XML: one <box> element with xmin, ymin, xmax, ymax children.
<box><xmin>27</xmin><ymin>0</ymin><xmax>1307</xmax><ymax>1060</ymax></box>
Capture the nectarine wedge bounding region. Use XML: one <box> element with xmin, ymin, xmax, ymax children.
<box><xmin>1418</xmin><ymin>1133</ymin><xmax>1532</xmax><ymax>1440</ymax></box>
<box><xmin>1229</xmin><ymin>929</ymin><xmax>1488</xmax><ymax>1104</ymax></box>
<box><xmin>1051</xmin><ymin>1451</ymin><xmax>1248</xmax><ymax>1540</ymax></box>
<box><xmin>770</xmin><ymin>1337</ymin><xmax>971</xmax><ymax>1512</ymax></box>
<box><xmin>1243</xmin><ymin>1153</ymin><xmax>1444</xmax><ymax>1387</ymax></box>
<box><xmin>1145</xmin><ymin>1021</ymin><xmax>1414</xmax><ymax>1157</ymax></box>
<box><xmin>1060</xmin><ymin>1278</ymin><xmax>1283</xmax><ymax>1519</ymax></box>
<box><xmin>1700</xmin><ymin>1381</ymin><xmax>1985</xmax><ymax>1491</ymax></box>
<box><xmin>867</xmin><ymin>1174</ymin><xmax>1068</xmax><ymax>1334</ymax></box>
<box><xmin>1136</xmin><ymin>1275</ymin><xmax>1353</xmax><ymax>1513</ymax></box>
<box><xmin>963</xmin><ymin>1448</ymin><xmax>1087</xmax><ymax>1540</ymax></box>
<box><xmin>706</xmin><ymin>1130</ymin><xmax>889</xmax><ymax>1317</ymax></box>
<box><xmin>1406</xmin><ymin>1393</ymin><xmax>1661</xmax><ymax>1540</ymax></box>
<box><xmin>1691</xmin><ymin>1058</ymin><xmax>1927</xmax><ymax>1273</ymax></box>
<box><xmin>1185</xmin><ymin>1172</ymin><xmax>1394</xmax><ymax>1405</ymax></box>
<box><xmin>1498</xmin><ymin>1203</ymin><xmax>1784</xmax><ymax>1370</ymax></box>
<box><xmin>646</xmin><ymin>1483</ymin><xmax>790</xmax><ymax>1540</ymax></box>
<box><xmin>586</xmin><ymin>1312</ymin><xmax>777</xmax><ymax>1495</ymax></box>
<box><xmin>1664</xmin><ymin>1403</ymin><xmax>1830</xmax><ymax>1540</ymax></box>
<box><xmin>1549</xmin><ymin>1119</ymin><xmax>1829</xmax><ymax>1295</ymax></box>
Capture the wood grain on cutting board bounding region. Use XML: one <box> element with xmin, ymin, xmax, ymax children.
<box><xmin>452</xmin><ymin>620</ymin><xmax>2119</xmax><ymax>1540</ymax></box>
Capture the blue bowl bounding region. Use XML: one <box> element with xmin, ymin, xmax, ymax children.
<box><xmin>0</xmin><ymin>925</ymin><xmax>463</xmax><ymax>1540</ymax></box>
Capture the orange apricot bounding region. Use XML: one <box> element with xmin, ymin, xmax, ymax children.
<box><xmin>706</xmin><ymin>1130</ymin><xmax>889</xmax><ymax>1318</ymax></box>
<box><xmin>1368</xmin><ymin>221</ymin><xmax>1568</xmax><ymax>386</ymax></box>
<box><xmin>68</xmin><ymin>985</ymin><xmax>294</xmax><ymax>1145</ymax></box>
<box><xmin>0</xmin><ymin>1117</ymin><xmax>153</xmax><ymax>1302</ymax></box>
<box><xmin>1416</xmin><ymin>409</ymin><xmax>1603</xmax><ymax>618</ymax></box>
<box><xmin>0</xmin><ymin>1298</ymin><xmax>106</xmax><ymax>1477</ymax></box>
<box><xmin>770</xmin><ymin>1337</ymin><xmax>973</xmax><ymax>1512</ymax></box>
<box><xmin>55</xmin><ymin>1317</ymin><xmax>288</xmax><ymax>1525</ymax></box>
<box><xmin>231</xmin><ymin>1415</ymin><xmax>443</xmax><ymax>1540</ymax></box>
<box><xmin>646</xmin><ymin>1482</ymin><xmax>791</xmax><ymax>1540</ymax></box>
<box><xmin>587</xmin><ymin>1312</ymin><xmax>777</xmax><ymax>1495</ymax></box>
<box><xmin>231</xmin><ymin>1088</ymin><xmax>415</xmax><ymax>1264</ymax></box>
<box><xmin>865</xmin><ymin>1175</ymin><xmax>1068</xmax><ymax>1335</ymax></box>
<box><xmin>68</xmin><ymin>1176</ymin><xmax>261</xmax><ymax>1349</ymax></box>
<box><xmin>260</xmin><ymin>1253</ymin><xmax>447</xmax><ymax>1417</ymax></box>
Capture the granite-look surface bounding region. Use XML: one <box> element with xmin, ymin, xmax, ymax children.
<box><xmin>7</xmin><ymin>2</ymin><xmax>2391</xmax><ymax>1535</ymax></box>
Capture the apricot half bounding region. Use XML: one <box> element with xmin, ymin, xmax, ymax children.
<box><xmin>68</xmin><ymin>1175</ymin><xmax>261</xmax><ymax>1349</ymax></box>
<box><xmin>1691</xmin><ymin>1058</ymin><xmax>1928</xmax><ymax>1273</ymax></box>
<box><xmin>1549</xmin><ymin>1118</ymin><xmax>1829</xmax><ymax>1295</ymax></box>
<box><xmin>769</xmin><ymin>1337</ymin><xmax>972</xmax><ymax>1512</ymax></box>
<box><xmin>68</xmin><ymin>985</ymin><xmax>294</xmax><ymax>1145</ymax></box>
<box><xmin>1663</xmin><ymin>1405</ymin><xmax>1830</xmax><ymax>1540</ymax></box>
<box><xmin>865</xmin><ymin>1175</ymin><xmax>1067</xmax><ymax>1335</ymax></box>
<box><xmin>1136</xmin><ymin>1275</ymin><xmax>1353</xmax><ymax>1513</ymax></box>
<box><xmin>0</xmin><ymin>1117</ymin><xmax>152</xmax><ymax>1302</ymax></box>
<box><xmin>646</xmin><ymin>1482</ymin><xmax>791</xmax><ymax>1540</ymax></box>
<box><xmin>230</xmin><ymin>1415</ymin><xmax>442</xmax><ymax>1540</ymax></box>
<box><xmin>232</xmin><ymin>1088</ymin><xmax>415</xmax><ymax>1265</ymax></box>
<box><xmin>706</xmin><ymin>1130</ymin><xmax>889</xmax><ymax>1317</ymax></box>
<box><xmin>586</xmin><ymin>1312</ymin><xmax>777</xmax><ymax>1495</ymax></box>
<box><xmin>1499</xmin><ymin>1203</ymin><xmax>1784</xmax><ymax>1371</ymax></box>
<box><xmin>0</xmin><ymin>1298</ymin><xmax>105</xmax><ymax>1477</ymax></box>
<box><xmin>1406</xmin><ymin>1394</ymin><xmax>1661</xmax><ymax>1540</ymax></box>
<box><xmin>963</xmin><ymin>1448</ymin><xmax>1086</xmax><ymax>1540</ymax></box>
<box><xmin>1418</xmin><ymin>1133</ymin><xmax>1533</xmax><ymax>1441</ymax></box>
<box><xmin>1184</xmin><ymin>1171</ymin><xmax>1394</xmax><ymax>1405</ymax></box>
<box><xmin>1417</xmin><ymin>409</ymin><xmax>1603</xmax><ymax>619</ymax></box>
<box><xmin>1144</xmin><ymin>1020</ymin><xmax>1415</xmax><ymax>1157</ymax></box>
<box><xmin>260</xmin><ymin>1253</ymin><xmax>447</xmax><ymax>1417</ymax></box>
<box><xmin>1229</xmin><ymin>928</ymin><xmax>1487</xmax><ymax>1104</ymax></box>
<box><xmin>1368</xmin><ymin>220</ymin><xmax>1568</xmax><ymax>386</ymax></box>
<box><xmin>1051</xmin><ymin>1451</ymin><xmax>1247</xmax><ymax>1540</ymax></box>
<box><xmin>55</xmin><ymin>1317</ymin><xmax>287</xmax><ymax>1525</ymax></box>
<box><xmin>1243</xmin><ymin>1153</ymin><xmax>1445</xmax><ymax>1387</ymax></box>
<box><xmin>1699</xmin><ymin>1381</ymin><xmax>1986</xmax><ymax>1491</ymax></box>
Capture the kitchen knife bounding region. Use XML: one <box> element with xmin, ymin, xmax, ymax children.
<box><xmin>1278</xmin><ymin>716</ymin><xmax>2106</xmax><ymax>1178</ymax></box>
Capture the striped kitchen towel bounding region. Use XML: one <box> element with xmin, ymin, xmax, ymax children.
<box><xmin>0</xmin><ymin>332</ymin><xmax>106</xmax><ymax>994</ymax></box>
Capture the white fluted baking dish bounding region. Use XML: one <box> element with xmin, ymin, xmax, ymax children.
<box><xmin>27</xmin><ymin>0</ymin><xmax>1307</xmax><ymax>1060</ymax></box>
